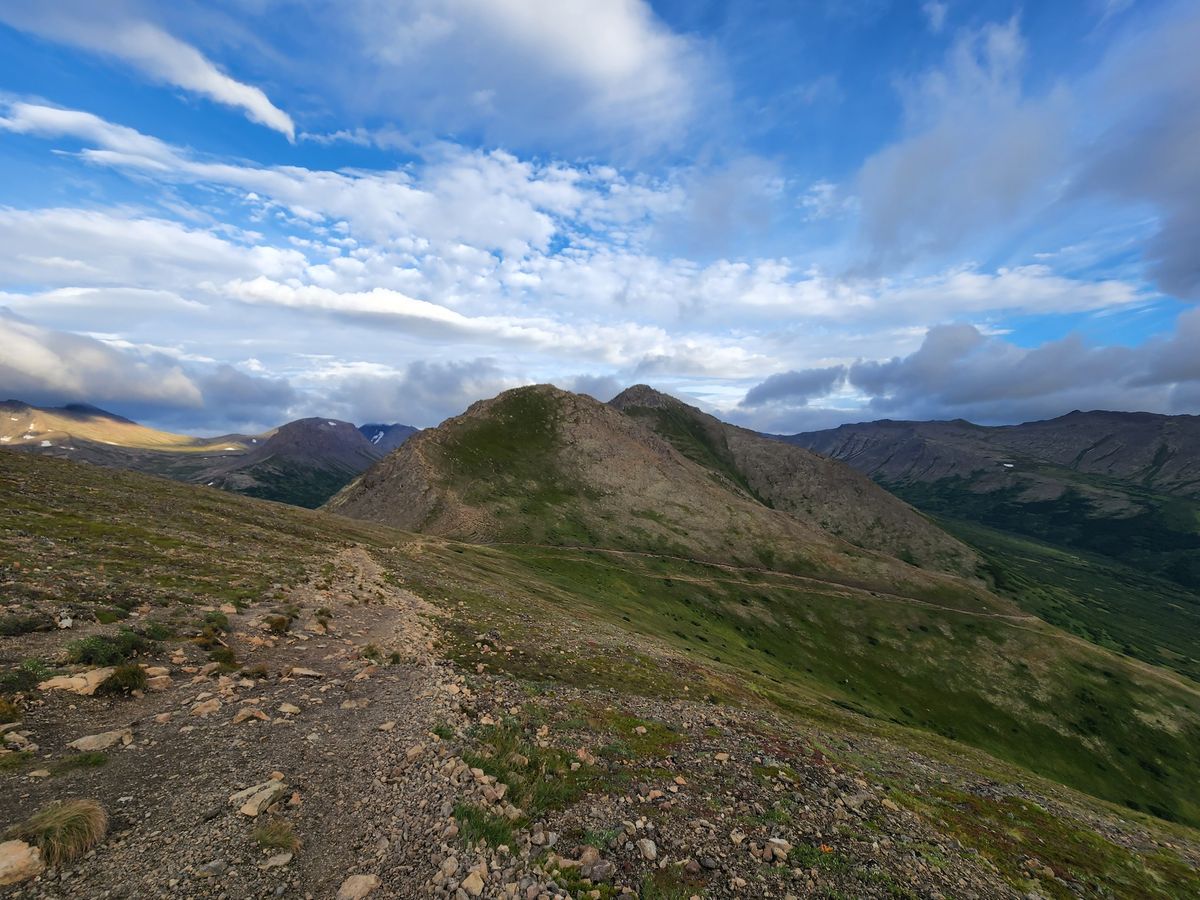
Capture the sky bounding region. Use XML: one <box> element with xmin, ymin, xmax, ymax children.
<box><xmin>0</xmin><ymin>0</ymin><xmax>1198</xmax><ymax>435</ymax></box>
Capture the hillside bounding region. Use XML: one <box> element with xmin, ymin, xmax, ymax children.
<box><xmin>2</xmin><ymin>450</ymin><xmax>1199</xmax><ymax>898</ymax></box>
<box><xmin>785</xmin><ymin>413</ymin><xmax>1200</xmax><ymax>684</ymax></box>
<box><xmin>0</xmin><ymin>400</ymin><xmax>411</xmax><ymax>509</ymax></box>
<box><xmin>326</xmin><ymin>385</ymin><xmax>993</xmax><ymax>603</ymax></box>
<box><xmin>609</xmin><ymin>385</ymin><xmax>978</xmax><ymax>576</ymax></box>
<box><xmin>204</xmin><ymin>418</ymin><xmax>384</xmax><ymax>508</ymax></box>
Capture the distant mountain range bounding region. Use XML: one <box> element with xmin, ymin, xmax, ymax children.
<box><xmin>0</xmin><ymin>399</ymin><xmax>416</xmax><ymax>508</ymax></box>
<box><xmin>785</xmin><ymin>410</ymin><xmax>1200</xmax><ymax>681</ymax></box>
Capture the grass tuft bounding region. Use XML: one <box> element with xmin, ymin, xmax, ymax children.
<box><xmin>8</xmin><ymin>799</ymin><xmax>108</xmax><ymax>865</ymax></box>
<box><xmin>96</xmin><ymin>663</ymin><xmax>147</xmax><ymax>695</ymax></box>
<box><xmin>253</xmin><ymin>818</ymin><xmax>299</xmax><ymax>852</ymax></box>
<box><xmin>0</xmin><ymin>696</ymin><xmax>20</xmax><ymax>723</ymax></box>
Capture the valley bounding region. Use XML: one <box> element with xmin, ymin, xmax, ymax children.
<box><xmin>2</xmin><ymin>387</ymin><xmax>1199</xmax><ymax>897</ymax></box>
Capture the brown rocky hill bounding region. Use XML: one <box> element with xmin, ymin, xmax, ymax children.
<box><xmin>203</xmin><ymin>418</ymin><xmax>384</xmax><ymax>508</ymax></box>
<box><xmin>609</xmin><ymin>385</ymin><xmax>978</xmax><ymax>576</ymax></box>
<box><xmin>326</xmin><ymin>385</ymin><xmax>996</xmax><ymax>600</ymax></box>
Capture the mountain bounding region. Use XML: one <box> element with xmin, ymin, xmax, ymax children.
<box><xmin>609</xmin><ymin>384</ymin><xmax>978</xmax><ymax>576</ymax></box>
<box><xmin>0</xmin><ymin>400</ymin><xmax>405</xmax><ymax>508</ymax></box>
<box><xmin>785</xmin><ymin>412</ymin><xmax>1200</xmax><ymax>681</ymax></box>
<box><xmin>359</xmin><ymin>422</ymin><xmax>419</xmax><ymax>453</ymax></box>
<box><xmin>204</xmin><ymin>417</ymin><xmax>384</xmax><ymax>508</ymax></box>
<box><xmin>0</xmin><ymin>398</ymin><xmax>252</xmax><ymax>456</ymax></box>
<box><xmin>3</xmin><ymin>438</ymin><xmax>1200</xmax><ymax>899</ymax></box>
<box><xmin>784</xmin><ymin>410</ymin><xmax>1200</xmax><ymax>498</ymax></box>
<box><xmin>327</xmin><ymin>385</ymin><xmax>992</xmax><ymax>599</ymax></box>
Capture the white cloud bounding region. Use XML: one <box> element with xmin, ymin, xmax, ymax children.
<box><xmin>922</xmin><ymin>1</ymin><xmax>949</xmax><ymax>34</ymax></box>
<box><xmin>0</xmin><ymin>6</ymin><xmax>294</xmax><ymax>139</ymax></box>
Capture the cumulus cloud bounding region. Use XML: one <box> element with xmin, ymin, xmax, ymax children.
<box><xmin>0</xmin><ymin>206</ymin><xmax>307</xmax><ymax>290</ymax></box>
<box><xmin>554</xmin><ymin>374</ymin><xmax>624</xmax><ymax>402</ymax></box>
<box><xmin>856</xmin><ymin>6</ymin><xmax>1200</xmax><ymax>301</ymax></box>
<box><xmin>311</xmin><ymin>0</ymin><xmax>707</xmax><ymax>152</ymax></box>
<box><xmin>739</xmin><ymin>366</ymin><xmax>847</xmax><ymax>408</ymax></box>
<box><xmin>0</xmin><ymin>4</ymin><xmax>294</xmax><ymax>138</ymax></box>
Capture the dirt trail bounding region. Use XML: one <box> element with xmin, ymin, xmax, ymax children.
<box><xmin>1</xmin><ymin>547</ymin><xmax>467</xmax><ymax>899</ymax></box>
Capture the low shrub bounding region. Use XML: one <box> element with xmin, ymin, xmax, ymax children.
<box><xmin>96</xmin><ymin>663</ymin><xmax>147</xmax><ymax>695</ymax></box>
<box><xmin>67</xmin><ymin>630</ymin><xmax>147</xmax><ymax>666</ymax></box>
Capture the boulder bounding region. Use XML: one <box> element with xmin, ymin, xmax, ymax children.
<box><xmin>0</xmin><ymin>840</ymin><xmax>45</xmax><ymax>886</ymax></box>
<box><xmin>38</xmin><ymin>667</ymin><xmax>116</xmax><ymax>696</ymax></box>
<box><xmin>67</xmin><ymin>728</ymin><xmax>133</xmax><ymax>751</ymax></box>
<box><xmin>336</xmin><ymin>873</ymin><xmax>381</xmax><ymax>899</ymax></box>
<box><xmin>230</xmin><ymin>779</ymin><xmax>288</xmax><ymax>817</ymax></box>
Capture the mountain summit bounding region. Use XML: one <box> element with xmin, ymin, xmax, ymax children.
<box><xmin>609</xmin><ymin>385</ymin><xmax>977</xmax><ymax>575</ymax></box>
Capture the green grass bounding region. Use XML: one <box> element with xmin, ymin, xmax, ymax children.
<box><xmin>51</xmin><ymin>751</ymin><xmax>109</xmax><ymax>774</ymax></box>
<box><xmin>431</xmin><ymin>542</ymin><xmax>1200</xmax><ymax>828</ymax></box>
<box><xmin>452</xmin><ymin>801</ymin><xmax>514</xmax><ymax>848</ymax></box>
<box><xmin>897</xmin><ymin>788</ymin><xmax>1200</xmax><ymax>899</ymax></box>
<box><xmin>941</xmin><ymin>516</ymin><xmax>1200</xmax><ymax>683</ymax></box>
<box><xmin>96</xmin><ymin>663</ymin><xmax>147</xmax><ymax>695</ymax></box>
<box><xmin>67</xmin><ymin>630</ymin><xmax>149</xmax><ymax>666</ymax></box>
<box><xmin>889</xmin><ymin>475</ymin><xmax>1200</xmax><ymax>590</ymax></box>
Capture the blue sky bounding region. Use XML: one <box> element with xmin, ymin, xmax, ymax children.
<box><xmin>0</xmin><ymin>0</ymin><xmax>1197</xmax><ymax>433</ymax></box>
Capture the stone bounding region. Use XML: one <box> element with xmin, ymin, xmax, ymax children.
<box><xmin>636</xmin><ymin>838</ymin><xmax>658</xmax><ymax>861</ymax></box>
<box><xmin>38</xmin><ymin>667</ymin><xmax>116</xmax><ymax>696</ymax></box>
<box><xmin>0</xmin><ymin>841</ymin><xmax>44</xmax><ymax>886</ymax></box>
<box><xmin>230</xmin><ymin>779</ymin><xmax>289</xmax><ymax>817</ymax></box>
<box><xmin>461</xmin><ymin>871</ymin><xmax>485</xmax><ymax>896</ymax></box>
<box><xmin>67</xmin><ymin>728</ymin><xmax>133</xmax><ymax>751</ymax></box>
<box><xmin>196</xmin><ymin>859</ymin><xmax>228</xmax><ymax>878</ymax></box>
<box><xmin>278</xmin><ymin>703</ymin><xmax>301</xmax><ymax>715</ymax></box>
<box><xmin>232</xmin><ymin>707</ymin><xmax>270</xmax><ymax>725</ymax></box>
<box><xmin>290</xmin><ymin>667</ymin><xmax>323</xmax><ymax>678</ymax></box>
<box><xmin>336</xmin><ymin>873</ymin><xmax>381</xmax><ymax>899</ymax></box>
<box><xmin>260</xmin><ymin>852</ymin><xmax>293</xmax><ymax>870</ymax></box>
<box><xmin>146</xmin><ymin>675</ymin><xmax>172</xmax><ymax>692</ymax></box>
<box><xmin>191</xmin><ymin>698</ymin><xmax>222</xmax><ymax>717</ymax></box>
<box><xmin>441</xmin><ymin>856</ymin><xmax>459</xmax><ymax>877</ymax></box>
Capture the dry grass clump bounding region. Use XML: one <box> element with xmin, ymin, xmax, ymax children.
<box><xmin>253</xmin><ymin>817</ymin><xmax>299</xmax><ymax>852</ymax></box>
<box><xmin>0</xmin><ymin>695</ymin><xmax>20</xmax><ymax>723</ymax></box>
<box><xmin>7</xmin><ymin>799</ymin><xmax>108</xmax><ymax>864</ymax></box>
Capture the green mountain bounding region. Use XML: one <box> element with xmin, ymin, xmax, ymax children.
<box><xmin>327</xmin><ymin>384</ymin><xmax>1200</xmax><ymax>830</ymax></box>
<box><xmin>785</xmin><ymin>413</ymin><xmax>1200</xmax><ymax>683</ymax></box>
<box><xmin>3</xmin><ymin>441</ymin><xmax>1199</xmax><ymax>896</ymax></box>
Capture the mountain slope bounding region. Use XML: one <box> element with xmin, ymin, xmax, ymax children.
<box><xmin>204</xmin><ymin>418</ymin><xmax>383</xmax><ymax>508</ymax></box>
<box><xmin>5</xmin><ymin>446</ymin><xmax>1200</xmax><ymax>888</ymax></box>
<box><xmin>609</xmin><ymin>384</ymin><xmax>979</xmax><ymax>576</ymax></box>
<box><xmin>0</xmin><ymin>399</ymin><xmax>251</xmax><ymax>455</ymax></box>
<box><xmin>327</xmin><ymin>385</ymin><xmax>997</xmax><ymax>604</ymax></box>
<box><xmin>785</xmin><ymin>414</ymin><xmax>1200</xmax><ymax>681</ymax></box>
<box><xmin>359</xmin><ymin>422</ymin><xmax>419</xmax><ymax>453</ymax></box>
<box><xmin>0</xmin><ymin>400</ymin><xmax>406</xmax><ymax>509</ymax></box>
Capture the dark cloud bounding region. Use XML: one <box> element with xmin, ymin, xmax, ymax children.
<box><xmin>321</xmin><ymin>358</ymin><xmax>513</xmax><ymax>428</ymax></box>
<box><xmin>197</xmin><ymin>364</ymin><xmax>297</xmax><ymax>427</ymax></box>
<box><xmin>554</xmin><ymin>374</ymin><xmax>624</xmax><ymax>402</ymax></box>
<box><xmin>845</xmin><ymin>313</ymin><xmax>1200</xmax><ymax>424</ymax></box>
<box><xmin>739</xmin><ymin>365</ymin><xmax>846</xmax><ymax>408</ymax></box>
<box><xmin>0</xmin><ymin>309</ymin><xmax>202</xmax><ymax>413</ymax></box>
